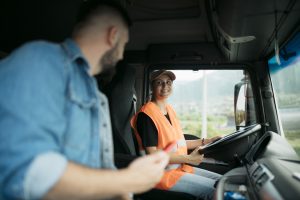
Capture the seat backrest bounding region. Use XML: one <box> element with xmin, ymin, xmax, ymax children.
<box><xmin>104</xmin><ymin>61</ymin><xmax>137</xmax><ymax>156</ymax></box>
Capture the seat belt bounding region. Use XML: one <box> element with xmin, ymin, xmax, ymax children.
<box><xmin>133</xmin><ymin>93</ymin><xmax>137</xmax><ymax>114</ymax></box>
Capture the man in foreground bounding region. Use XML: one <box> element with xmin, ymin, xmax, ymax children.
<box><xmin>0</xmin><ymin>1</ymin><xmax>169</xmax><ymax>199</ymax></box>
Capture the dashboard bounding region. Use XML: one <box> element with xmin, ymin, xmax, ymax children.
<box><xmin>215</xmin><ymin>131</ymin><xmax>300</xmax><ymax>200</ymax></box>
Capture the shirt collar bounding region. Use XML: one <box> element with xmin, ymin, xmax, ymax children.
<box><xmin>62</xmin><ymin>38</ymin><xmax>83</xmax><ymax>60</ymax></box>
<box><xmin>62</xmin><ymin>38</ymin><xmax>91</xmax><ymax>71</ymax></box>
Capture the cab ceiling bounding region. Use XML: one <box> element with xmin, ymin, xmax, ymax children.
<box><xmin>125</xmin><ymin>0</ymin><xmax>213</xmax><ymax>50</ymax></box>
<box><xmin>0</xmin><ymin>0</ymin><xmax>299</xmax><ymax>62</ymax></box>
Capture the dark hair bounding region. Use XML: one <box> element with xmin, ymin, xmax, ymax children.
<box><xmin>76</xmin><ymin>0</ymin><xmax>132</xmax><ymax>28</ymax></box>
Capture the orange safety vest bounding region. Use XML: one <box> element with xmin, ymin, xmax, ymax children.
<box><xmin>131</xmin><ymin>102</ymin><xmax>194</xmax><ymax>190</ymax></box>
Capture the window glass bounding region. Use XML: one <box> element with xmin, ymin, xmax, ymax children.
<box><xmin>269</xmin><ymin>32</ymin><xmax>300</xmax><ymax>157</ymax></box>
<box><xmin>167</xmin><ymin>69</ymin><xmax>257</xmax><ymax>139</ymax></box>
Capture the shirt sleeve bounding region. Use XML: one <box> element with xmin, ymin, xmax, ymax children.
<box><xmin>136</xmin><ymin>112</ymin><xmax>158</xmax><ymax>147</ymax></box>
<box><xmin>0</xmin><ymin>42</ymin><xmax>68</xmax><ymax>199</ymax></box>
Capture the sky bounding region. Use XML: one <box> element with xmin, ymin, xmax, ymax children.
<box><xmin>170</xmin><ymin>70</ymin><xmax>215</xmax><ymax>81</ymax></box>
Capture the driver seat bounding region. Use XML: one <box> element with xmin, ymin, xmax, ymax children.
<box><xmin>101</xmin><ymin>61</ymin><xmax>196</xmax><ymax>200</ymax></box>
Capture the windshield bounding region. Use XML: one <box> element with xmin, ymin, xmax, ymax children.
<box><xmin>268</xmin><ymin>32</ymin><xmax>300</xmax><ymax>157</ymax></box>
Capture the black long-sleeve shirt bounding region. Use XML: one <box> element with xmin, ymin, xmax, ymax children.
<box><xmin>136</xmin><ymin>112</ymin><xmax>172</xmax><ymax>147</ymax></box>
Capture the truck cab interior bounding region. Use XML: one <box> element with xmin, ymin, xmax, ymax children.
<box><xmin>1</xmin><ymin>0</ymin><xmax>300</xmax><ymax>200</ymax></box>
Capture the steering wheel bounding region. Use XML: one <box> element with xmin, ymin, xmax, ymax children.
<box><xmin>198</xmin><ymin>124</ymin><xmax>261</xmax><ymax>154</ymax></box>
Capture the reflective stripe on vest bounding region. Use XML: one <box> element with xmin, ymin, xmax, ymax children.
<box><xmin>131</xmin><ymin>102</ymin><xmax>194</xmax><ymax>190</ymax></box>
<box><xmin>177</xmin><ymin>138</ymin><xmax>187</xmax><ymax>147</ymax></box>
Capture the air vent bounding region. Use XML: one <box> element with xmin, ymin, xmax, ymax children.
<box><xmin>256</xmin><ymin>173</ymin><xmax>269</xmax><ymax>188</ymax></box>
<box><xmin>250</xmin><ymin>164</ymin><xmax>274</xmax><ymax>190</ymax></box>
<box><xmin>252</xmin><ymin>166</ymin><xmax>263</xmax><ymax>179</ymax></box>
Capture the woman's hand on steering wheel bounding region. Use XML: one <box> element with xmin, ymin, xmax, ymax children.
<box><xmin>186</xmin><ymin>146</ymin><xmax>204</xmax><ymax>165</ymax></box>
<box><xmin>206</xmin><ymin>135</ymin><xmax>223</xmax><ymax>144</ymax></box>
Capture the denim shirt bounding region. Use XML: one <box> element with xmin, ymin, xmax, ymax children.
<box><xmin>0</xmin><ymin>39</ymin><xmax>115</xmax><ymax>199</ymax></box>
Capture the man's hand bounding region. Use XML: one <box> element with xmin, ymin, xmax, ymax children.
<box><xmin>125</xmin><ymin>151</ymin><xmax>169</xmax><ymax>194</ymax></box>
<box><xmin>186</xmin><ymin>146</ymin><xmax>204</xmax><ymax>165</ymax></box>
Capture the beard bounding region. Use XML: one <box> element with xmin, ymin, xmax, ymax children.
<box><xmin>95</xmin><ymin>43</ymin><xmax>120</xmax><ymax>88</ymax></box>
<box><xmin>99</xmin><ymin>42</ymin><xmax>119</xmax><ymax>75</ymax></box>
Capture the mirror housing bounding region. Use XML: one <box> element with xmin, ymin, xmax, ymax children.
<box><xmin>234</xmin><ymin>72</ymin><xmax>256</xmax><ymax>130</ymax></box>
<box><xmin>234</xmin><ymin>80</ymin><xmax>246</xmax><ymax>130</ymax></box>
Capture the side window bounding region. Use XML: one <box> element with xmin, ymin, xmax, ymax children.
<box><xmin>269</xmin><ymin>32</ymin><xmax>300</xmax><ymax>157</ymax></box>
<box><xmin>168</xmin><ymin>69</ymin><xmax>257</xmax><ymax>139</ymax></box>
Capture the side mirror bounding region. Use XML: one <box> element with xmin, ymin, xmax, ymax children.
<box><xmin>234</xmin><ymin>81</ymin><xmax>246</xmax><ymax>130</ymax></box>
<box><xmin>234</xmin><ymin>74</ymin><xmax>256</xmax><ymax>130</ymax></box>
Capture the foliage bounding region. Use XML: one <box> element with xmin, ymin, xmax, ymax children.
<box><xmin>285</xmin><ymin>130</ymin><xmax>300</xmax><ymax>157</ymax></box>
<box><xmin>277</xmin><ymin>93</ymin><xmax>300</xmax><ymax>108</ymax></box>
<box><xmin>178</xmin><ymin>113</ymin><xmax>234</xmax><ymax>139</ymax></box>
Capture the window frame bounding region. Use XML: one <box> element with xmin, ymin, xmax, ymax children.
<box><xmin>145</xmin><ymin>63</ymin><xmax>263</xmax><ymax>131</ymax></box>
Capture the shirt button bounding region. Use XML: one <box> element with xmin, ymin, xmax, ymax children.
<box><xmin>105</xmin><ymin>148</ymin><xmax>109</xmax><ymax>152</ymax></box>
<box><xmin>101</xmin><ymin>102</ymin><xmax>105</xmax><ymax>106</ymax></box>
<box><xmin>103</xmin><ymin>123</ymin><xmax>107</xmax><ymax>127</ymax></box>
